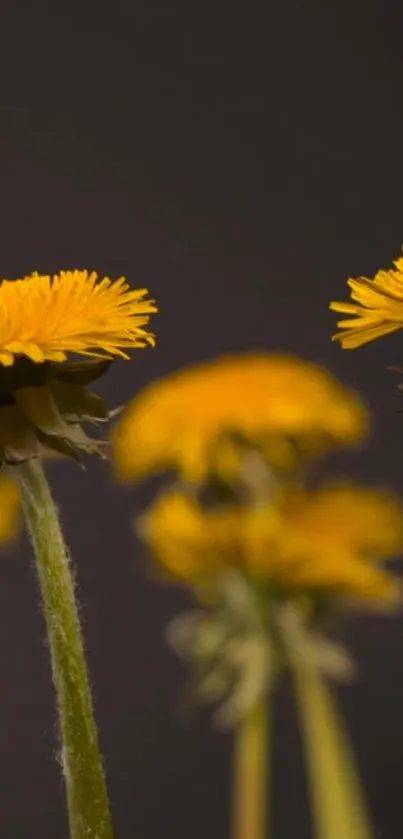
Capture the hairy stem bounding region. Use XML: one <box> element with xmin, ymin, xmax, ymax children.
<box><xmin>17</xmin><ymin>458</ymin><xmax>114</xmax><ymax>839</ymax></box>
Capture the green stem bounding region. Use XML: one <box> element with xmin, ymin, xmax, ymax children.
<box><xmin>232</xmin><ymin>698</ymin><xmax>269</xmax><ymax>839</ymax></box>
<box><xmin>17</xmin><ymin>458</ymin><xmax>114</xmax><ymax>839</ymax></box>
<box><xmin>292</xmin><ymin>659</ymin><xmax>373</xmax><ymax>839</ymax></box>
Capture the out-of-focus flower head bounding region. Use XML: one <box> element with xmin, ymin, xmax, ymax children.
<box><xmin>112</xmin><ymin>353</ymin><xmax>367</xmax><ymax>483</ymax></box>
<box><xmin>139</xmin><ymin>480</ymin><xmax>403</xmax><ymax>725</ymax></box>
<box><xmin>140</xmin><ymin>484</ymin><xmax>403</xmax><ymax>608</ymax></box>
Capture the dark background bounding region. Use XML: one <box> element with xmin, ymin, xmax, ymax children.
<box><xmin>1</xmin><ymin>0</ymin><xmax>403</xmax><ymax>836</ymax></box>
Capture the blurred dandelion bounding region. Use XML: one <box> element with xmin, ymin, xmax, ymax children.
<box><xmin>140</xmin><ymin>483</ymin><xmax>403</xmax><ymax>608</ymax></box>
<box><xmin>113</xmin><ymin>353</ymin><xmax>402</xmax><ymax>839</ymax></box>
<box><xmin>112</xmin><ymin>353</ymin><xmax>367</xmax><ymax>483</ymax></box>
<box><xmin>138</xmin><ymin>480</ymin><xmax>402</xmax><ymax>839</ymax></box>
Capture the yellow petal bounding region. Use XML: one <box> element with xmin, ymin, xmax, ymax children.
<box><xmin>332</xmin><ymin>322</ymin><xmax>401</xmax><ymax>348</ymax></box>
<box><xmin>0</xmin><ymin>270</ymin><xmax>157</xmax><ymax>367</ymax></box>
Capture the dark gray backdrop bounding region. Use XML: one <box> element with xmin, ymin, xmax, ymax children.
<box><xmin>0</xmin><ymin>1</ymin><xmax>402</xmax><ymax>836</ymax></box>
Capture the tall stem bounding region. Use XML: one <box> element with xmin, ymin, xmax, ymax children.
<box><xmin>232</xmin><ymin>698</ymin><xmax>269</xmax><ymax>839</ymax></box>
<box><xmin>17</xmin><ymin>458</ymin><xmax>114</xmax><ymax>839</ymax></box>
<box><xmin>293</xmin><ymin>659</ymin><xmax>373</xmax><ymax>839</ymax></box>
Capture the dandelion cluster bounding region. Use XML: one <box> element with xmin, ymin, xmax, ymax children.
<box><xmin>0</xmin><ymin>256</ymin><xmax>401</xmax><ymax>839</ymax></box>
<box><xmin>112</xmin><ymin>350</ymin><xmax>403</xmax><ymax>727</ymax></box>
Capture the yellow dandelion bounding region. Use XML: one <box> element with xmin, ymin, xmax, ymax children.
<box><xmin>140</xmin><ymin>484</ymin><xmax>403</xmax><ymax>606</ymax></box>
<box><xmin>112</xmin><ymin>353</ymin><xmax>367</xmax><ymax>482</ymax></box>
<box><xmin>0</xmin><ymin>269</ymin><xmax>157</xmax><ymax>464</ymax></box>
<box><xmin>0</xmin><ymin>269</ymin><xmax>156</xmax><ymax>366</ymax></box>
<box><xmin>330</xmin><ymin>255</ymin><xmax>403</xmax><ymax>348</ymax></box>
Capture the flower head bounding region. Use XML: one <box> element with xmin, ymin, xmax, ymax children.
<box><xmin>330</xmin><ymin>255</ymin><xmax>403</xmax><ymax>349</ymax></box>
<box><xmin>0</xmin><ymin>270</ymin><xmax>157</xmax><ymax>464</ymax></box>
<box><xmin>112</xmin><ymin>354</ymin><xmax>367</xmax><ymax>482</ymax></box>
<box><xmin>140</xmin><ymin>484</ymin><xmax>403</xmax><ymax>606</ymax></box>
<box><xmin>0</xmin><ymin>269</ymin><xmax>156</xmax><ymax>366</ymax></box>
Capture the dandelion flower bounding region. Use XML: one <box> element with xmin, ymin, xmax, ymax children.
<box><xmin>112</xmin><ymin>353</ymin><xmax>367</xmax><ymax>482</ymax></box>
<box><xmin>140</xmin><ymin>484</ymin><xmax>403</xmax><ymax>606</ymax></box>
<box><xmin>0</xmin><ymin>269</ymin><xmax>156</xmax><ymax>366</ymax></box>
<box><xmin>330</xmin><ymin>255</ymin><xmax>403</xmax><ymax>348</ymax></box>
<box><xmin>0</xmin><ymin>270</ymin><xmax>157</xmax><ymax>463</ymax></box>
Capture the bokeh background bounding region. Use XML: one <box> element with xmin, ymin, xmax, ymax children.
<box><xmin>1</xmin><ymin>0</ymin><xmax>403</xmax><ymax>836</ymax></box>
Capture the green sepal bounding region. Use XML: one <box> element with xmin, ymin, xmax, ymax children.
<box><xmin>60</xmin><ymin>422</ymin><xmax>109</xmax><ymax>457</ymax></box>
<box><xmin>167</xmin><ymin>573</ymin><xmax>355</xmax><ymax>729</ymax></box>
<box><xmin>14</xmin><ymin>386</ymin><xmax>109</xmax><ymax>464</ymax></box>
<box><xmin>49</xmin><ymin>359</ymin><xmax>114</xmax><ymax>386</ymax></box>
<box><xmin>0</xmin><ymin>405</ymin><xmax>39</xmax><ymax>464</ymax></box>
<box><xmin>36</xmin><ymin>427</ymin><xmax>109</xmax><ymax>463</ymax></box>
<box><xmin>0</xmin><ymin>358</ymin><xmax>113</xmax><ymax>407</ymax></box>
<box><xmin>37</xmin><ymin>430</ymin><xmax>84</xmax><ymax>464</ymax></box>
<box><xmin>0</xmin><ymin>357</ymin><xmax>49</xmax><ymax>404</ymax></box>
<box><xmin>14</xmin><ymin>386</ymin><xmax>74</xmax><ymax>438</ymax></box>
<box><xmin>50</xmin><ymin>383</ymin><xmax>109</xmax><ymax>423</ymax></box>
<box><xmin>167</xmin><ymin>597</ymin><xmax>276</xmax><ymax>728</ymax></box>
<box><xmin>0</xmin><ymin>357</ymin><xmax>114</xmax><ymax>466</ymax></box>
